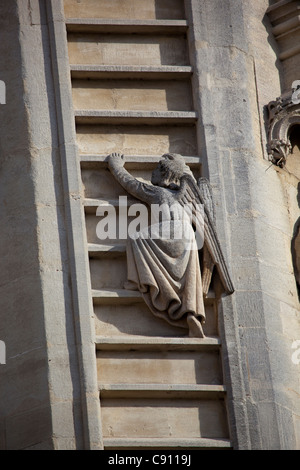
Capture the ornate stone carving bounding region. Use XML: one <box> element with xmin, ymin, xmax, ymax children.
<box><xmin>266</xmin><ymin>84</ymin><xmax>300</xmax><ymax>167</ymax></box>
<box><xmin>107</xmin><ymin>152</ymin><xmax>234</xmax><ymax>338</ymax></box>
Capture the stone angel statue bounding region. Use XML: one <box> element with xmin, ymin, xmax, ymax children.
<box><xmin>107</xmin><ymin>152</ymin><xmax>234</xmax><ymax>338</ymax></box>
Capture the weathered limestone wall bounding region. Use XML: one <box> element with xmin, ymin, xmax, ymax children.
<box><xmin>0</xmin><ymin>1</ymin><xmax>53</xmax><ymax>449</ymax></box>
<box><xmin>184</xmin><ymin>0</ymin><xmax>300</xmax><ymax>449</ymax></box>
<box><xmin>0</xmin><ymin>0</ymin><xmax>299</xmax><ymax>450</ymax></box>
<box><xmin>244</xmin><ymin>0</ymin><xmax>300</xmax><ymax>448</ymax></box>
<box><xmin>0</xmin><ymin>0</ymin><xmax>101</xmax><ymax>449</ymax></box>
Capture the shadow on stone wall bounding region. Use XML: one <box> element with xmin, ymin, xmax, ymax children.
<box><xmin>291</xmin><ymin>182</ymin><xmax>300</xmax><ymax>301</ymax></box>
<box><xmin>262</xmin><ymin>8</ymin><xmax>285</xmax><ymax>95</ymax></box>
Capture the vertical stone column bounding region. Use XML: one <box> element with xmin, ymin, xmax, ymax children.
<box><xmin>185</xmin><ymin>0</ymin><xmax>300</xmax><ymax>449</ymax></box>
<box><xmin>0</xmin><ymin>0</ymin><xmax>53</xmax><ymax>449</ymax></box>
<box><xmin>0</xmin><ymin>0</ymin><xmax>102</xmax><ymax>449</ymax></box>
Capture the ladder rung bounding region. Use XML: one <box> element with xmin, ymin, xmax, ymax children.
<box><xmin>66</xmin><ymin>19</ymin><xmax>188</xmax><ymax>34</ymax></box>
<box><xmin>75</xmin><ymin>110</ymin><xmax>197</xmax><ymax>125</ymax></box>
<box><xmin>98</xmin><ymin>383</ymin><xmax>226</xmax><ymax>399</ymax></box>
<box><xmin>70</xmin><ymin>65</ymin><xmax>193</xmax><ymax>80</ymax></box>
<box><xmin>80</xmin><ymin>154</ymin><xmax>202</xmax><ymax>169</ymax></box>
<box><xmin>84</xmin><ymin>197</ymin><xmax>138</xmax><ymax>211</ymax></box>
<box><xmin>92</xmin><ymin>289</ymin><xmax>216</xmax><ymax>305</ymax></box>
<box><xmin>92</xmin><ymin>289</ymin><xmax>143</xmax><ymax>304</ymax></box>
<box><xmin>95</xmin><ymin>335</ymin><xmax>221</xmax><ymax>351</ymax></box>
<box><xmin>103</xmin><ymin>437</ymin><xmax>232</xmax><ymax>449</ymax></box>
<box><xmin>88</xmin><ymin>243</ymin><xmax>126</xmax><ymax>257</ymax></box>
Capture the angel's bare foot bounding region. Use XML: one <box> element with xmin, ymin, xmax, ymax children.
<box><xmin>187</xmin><ymin>314</ymin><xmax>205</xmax><ymax>338</ymax></box>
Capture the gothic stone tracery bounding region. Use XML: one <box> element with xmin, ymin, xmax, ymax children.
<box><xmin>266</xmin><ymin>84</ymin><xmax>300</xmax><ymax>168</ymax></box>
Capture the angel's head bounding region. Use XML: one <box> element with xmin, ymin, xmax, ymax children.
<box><xmin>151</xmin><ymin>153</ymin><xmax>192</xmax><ymax>189</ymax></box>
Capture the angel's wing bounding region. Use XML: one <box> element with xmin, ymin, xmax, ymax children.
<box><xmin>197</xmin><ymin>177</ymin><xmax>216</xmax><ymax>225</ymax></box>
<box><xmin>178</xmin><ymin>174</ymin><xmax>234</xmax><ymax>296</ymax></box>
<box><xmin>196</xmin><ymin>177</ymin><xmax>216</xmax><ymax>295</ymax></box>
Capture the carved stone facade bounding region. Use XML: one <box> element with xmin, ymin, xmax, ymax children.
<box><xmin>266</xmin><ymin>85</ymin><xmax>300</xmax><ymax>167</ymax></box>
<box><xmin>266</xmin><ymin>0</ymin><xmax>300</xmax><ymax>177</ymax></box>
<box><xmin>0</xmin><ymin>0</ymin><xmax>299</xmax><ymax>451</ymax></box>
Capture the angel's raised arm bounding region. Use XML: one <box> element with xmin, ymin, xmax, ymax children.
<box><xmin>107</xmin><ymin>153</ymin><xmax>161</xmax><ymax>204</ymax></box>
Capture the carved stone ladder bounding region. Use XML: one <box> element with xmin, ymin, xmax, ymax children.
<box><xmin>63</xmin><ymin>0</ymin><xmax>231</xmax><ymax>450</ymax></box>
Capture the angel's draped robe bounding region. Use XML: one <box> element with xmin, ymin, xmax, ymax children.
<box><xmin>109</xmin><ymin>163</ymin><xmax>206</xmax><ymax>330</ymax></box>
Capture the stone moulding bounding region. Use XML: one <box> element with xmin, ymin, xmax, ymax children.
<box><xmin>266</xmin><ymin>85</ymin><xmax>300</xmax><ymax>167</ymax></box>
